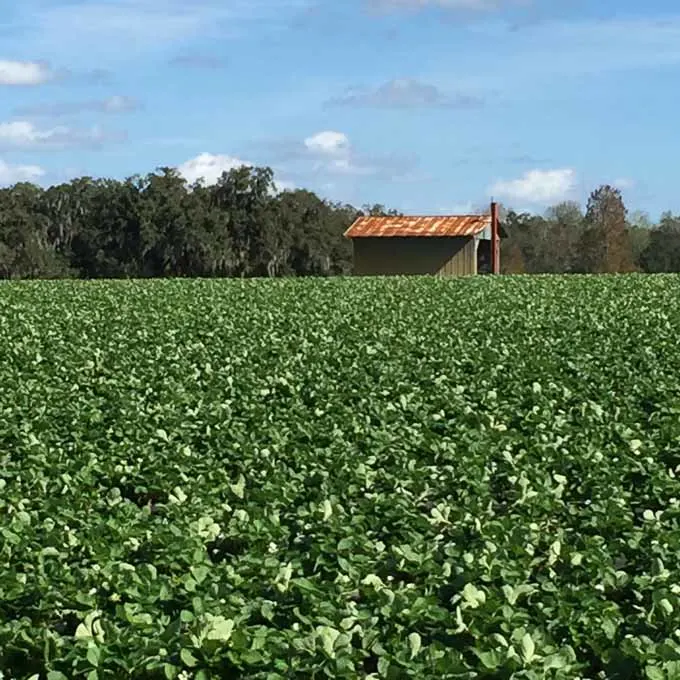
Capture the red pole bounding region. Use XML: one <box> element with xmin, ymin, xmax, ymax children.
<box><xmin>490</xmin><ymin>201</ymin><xmax>500</xmax><ymax>274</ymax></box>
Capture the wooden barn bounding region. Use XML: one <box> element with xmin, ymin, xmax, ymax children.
<box><xmin>344</xmin><ymin>202</ymin><xmax>503</xmax><ymax>277</ymax></box>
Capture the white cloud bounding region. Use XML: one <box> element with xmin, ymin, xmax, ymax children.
<box><xmin>177</xmin><ymin>151</ymin><xmax>294</xmax><ymax>192</ymax></box>
<box><xmin>0</xmin><ymin>121</ymin><xmax>61</xmax><ymax>146</ymax></box>
<box><xmin>0</xmin><ymin>159</ymin><xmax>45</xmax><ymax>185</ymax></box>
<box><xmin>326</xmin><ymin>78</ymin><xmax>483</xmax><ymax>109</ymax></box>
<box><xmin>0</xmin><ymin>120</ymin><xmax>122</xmax><ymax>150</ymax></box>
<box><xmin>177</xmin><ymin>152</ymin><xmax>249</xmax><ymax>185</ymax></box>
<box><xmin>274</xmin><ymin>179</ymin><xmax>296</xmax><ymax>192</ymax></box>
<box><xmin>266</xmin><ymin>130</ymin><xmax>417</xmax><ymax>180</ymax></box>
<box><xmin>303</xmin><ymin>131</ymin><xmax>350</xmax><ymax>155</ymax></box>
<box><xmin>300</xmin><ymin>131</ymin><xmax>384</xmax><ymax>176</ymax></box>
<box><xmin>0</xmin><ymin>59</ymin><xmax>52</xmax><ymax>85</ymax></box>
<box><xmin>298</xmin><ymin>131</ymin><xmax>372</xmax><ymax>175</ymax></box>
<box><xmin>490</xmin><ymin>168</ymin><xmax>576</xmax><ymax>204</ymax></box>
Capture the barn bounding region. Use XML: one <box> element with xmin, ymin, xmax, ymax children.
<box><xmin>344</xmin><ymin>201</ymin><xmax>502</xmax><ymax>276</ymax></box>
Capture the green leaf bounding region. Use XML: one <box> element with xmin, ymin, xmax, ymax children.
<box><xmin>316</xmin><ymin>626</ymin><xmax>341</xmax><ymax>658</ymax></box>
<box><xmin>87</xmin><ymin>644</ymin><xmax>101</xmax><ymax>667</ymax></box>
<box><xmin>462</xmin><ymin>583</ymin><xmax>486</xmax><ymax>608</ymax></box>
<box><xmin>180</xmin><ymin>648</ymin><xmax>199</xmax><ymax>667</ymax></box>
<box><xmin>659</xmin><ymin>598</ymin><xmax>674</xmax><ymax>615</ymax></box>
<box><xmin>377</xmin><ymin>657</ymin><xmax>390</xmax><ymax>677</ymax></box>
<box><xmin>190</xmin><ymin>565</ymin><xmax>210</xmax><ymax>584</ymax></box>
<box><xmin>521</xmin><ymin>633</ymin><xmax>536</xmax><ymax>664</ymax></box>
<box><xmin>408</xmin><ymin>632</ymin><xmax>421</xmax><ymax>659</ymax></box>
<box><xmin>229</xmin><ymin>474</ymin><xmax>246</xmax><ymax>499</ymax></box>
<box><xmin>474</xmin><ymin>649</ymin><xmax>502</xmax><ymax>670</ymax></box>
<box><xmin>205</xmin><ymin>615</ymin><xmax>235</xmax><ymax>642</ymax></box>
<box><xmin>544</xmin><ymin>654</ymin><xmax>568</xmax><ymax>670</ymax></box>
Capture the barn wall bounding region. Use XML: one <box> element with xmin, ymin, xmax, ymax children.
<box><xmin>352</xmin><ymin>236</ymin><xmax>477</xmax><ymax>276</ymax></box>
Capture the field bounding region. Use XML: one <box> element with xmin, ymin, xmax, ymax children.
<box><xmin>2</xmin><ymin>275</ymin><xmax>680</xmax><ymax>680</ymax></box>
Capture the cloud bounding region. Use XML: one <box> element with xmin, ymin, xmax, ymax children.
<box><xmin>490</xmin><ymin>168</ymin><xmax>576</xmax><ymax>204</ymax></box>
<box><xmin>303</xmin><ymin>131</ymin><xmax>350</xmax><ymax>155</ymax></box>
<box><xmin>268</xmin><ymin>130</ymin><xmax>416</xmax><ymax>179</ymax></box>
<box><xmin>15</xmin><ymin>96</ymin><xmax>140</xmax><ymax>117</ymax></box>
<box><xmin>326</xmin><ymin>78</ymin><xmax>484</xmax><ymax>109</ymax></box>
<box><xmin>177</xmin><ymin>152</ymin><xmax>294</xmax><ymax>192</ymax></box>
<box><xmin>302</xmin><ymin>131</ymin><xmax>388</xmax><ymax>176</ymax></box>
<box><xmin>0</xmin><ymin>159</ymin><xmax>45</xmax><ymax>185</ymax></box>
<box><xmin>178</xmin><ymin>132</ymin><xmax>415</xmax><ymax>195</ymax></box>
<box><xmin>177</xmin><ymin>152</ymin><xmax>250</xmax><ymax>185</ymax></box>
<box><xmin>0</xmin><ymin>120</ymin><xmax>125</xmax><ymax>150</ymax></box>
<box><xmin>0</xmin><ymin>60</ymin><xmax>53</xmax><ymax>86</ymax></box>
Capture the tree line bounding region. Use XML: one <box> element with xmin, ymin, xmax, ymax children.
<box><xmin>502</xmin><ymin>184</ymin><xmax>680</xmax><ymax>274</ymax></box>
<box><xmin>0</xmin><ymin>166</ymin><xmax>361</xmax><ymax>279</ymax></box>
<box><xmin>1</xmin><ymin>166</ymin><xmax>679</xmax><ymax>279</ymax></box>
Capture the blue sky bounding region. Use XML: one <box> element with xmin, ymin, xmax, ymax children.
<box><xmin>1</xmin><ymin>0</ymin><xmax>679</xmax><ymax>218</ymax></box>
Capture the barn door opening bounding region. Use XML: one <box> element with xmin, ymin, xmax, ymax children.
<box><xmin>476</xmin><ymin>239</ymin><xmax>491</xmax><ymax>274</ymax></box>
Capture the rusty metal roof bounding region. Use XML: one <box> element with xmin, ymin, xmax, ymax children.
<box><xmin>344</xmin><ymin>214</ymin><xmax>491</xmax><ymax>238</ymax></box>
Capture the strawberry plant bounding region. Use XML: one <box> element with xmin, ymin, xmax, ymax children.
<box><xmin>2</xmin><ymin>275</ymin><xmax>680</xmax><ymax>679</ymax></box>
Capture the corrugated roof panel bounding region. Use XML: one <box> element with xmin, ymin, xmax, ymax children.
<box><xmin>344</xmin><ymin>214</ymin><xmax>491</xmax><ymax>238</ymax></box>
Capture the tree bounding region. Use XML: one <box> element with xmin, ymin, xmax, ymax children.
<box><xmin>66</xmin><ymin>178</ymin><xmax>144</xmax><ymax>278</ymax></box>
<box><xmin>361</xmin><ymin>204</ymin><xmax>402</xmax><ymax>217</ymax></box>
<box><xmin>501</xmin><ymin>241</ymin><xmax>526</xmax><ymax>274</ymax></box>
<box><xmin>0</xmin><ymin>183</ymin><xmax>70</xmax><ymax>279</ymax></box>
<box><xmin>137</xmin><ymin>168</ymin><xmax>196</xmax><ymax>276</ymax></box>
<box><xmin>639</xmin><ymin>212</ymin><xmax>680</xmax><ymax>272</ymax></box>
<box><xmin>627</xmin><ymin>210</ymin><xmax>653</xmax><ymax>270</ymax></box>
<box><xmin>577</xmin><ymin>185</ymin><xmax>635</xmax><ymax>273</ymax></box>
<box><xmin>211</xmin><ymin>166</ymin><xmax>275</xmax><ymax>277</ymax></box>
<box><xmin>502</xmin><ymin>210</ymin><xmax>550</xmax><ymax>273</ymax></box>
<box><xmin>541</xmin><ymin>201</ymin><xmax>584</xmax><ymax>273</ymax></box>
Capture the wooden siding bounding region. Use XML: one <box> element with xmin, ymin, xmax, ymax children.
<box><xmin>352</xmin><ymin>236</ymin><xmax>478</xmax><ymax>276</ymax></box>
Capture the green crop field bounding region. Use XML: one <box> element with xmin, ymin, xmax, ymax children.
<box><xmin>3</xmin><ymin>275</ymin><xmax>680</xmax><ymax>680</ymax></box>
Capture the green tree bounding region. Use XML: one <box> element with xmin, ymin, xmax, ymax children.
<box><xmin>211</xmin><ymin>166</ymin><xmax>275</xmax><ymax>277</ymax></box>
<box><xmin>0</xmin><ymin>183</ymin><xmax>70</xmax><ymax>278</ymax></box>
<box><xmin>361</xmin><ymin>203</ymin><xmax>402</xmax><ymax>217</ymax></box>
<box><xmin>640</xmin><ymin>212</ymin><xmax>680</xmax><ymax>272</ymax></box>
<box><xmin>502</xmin><ymin>210</ymin><xmax>550</xmax><ymax>273</ymax></box>
<box><xmin>577</xmin><ymin>185</ymin><xmax>635</xmax><ymax>273</ymax></box>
